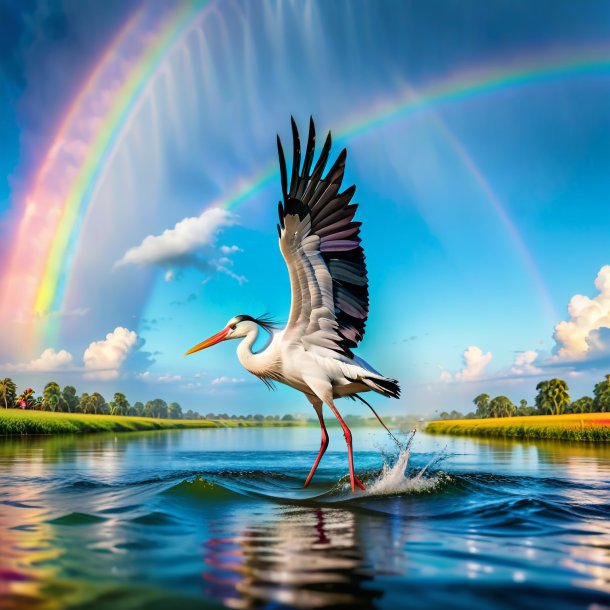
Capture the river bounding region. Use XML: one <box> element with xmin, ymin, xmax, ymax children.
<box><xmin>1</xmin><ymin>427</ymin><xmax>609</xmax><ymax>609</ymax></box>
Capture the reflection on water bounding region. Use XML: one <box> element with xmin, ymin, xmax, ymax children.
<box><xmin>203</xmin><ymin>507</ymin><xmax>386</xmax><ymax>609</ymax></box>
<box><xmin>0</xmin><ymin>429</ymin><xmax>609</xmax><ymax>610</ymax></box>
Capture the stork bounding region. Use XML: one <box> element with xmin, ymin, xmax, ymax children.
<box><xmin>184</xmin><ymin>118</ymin><xmax>400</xmax><ymax>491</ymax></box>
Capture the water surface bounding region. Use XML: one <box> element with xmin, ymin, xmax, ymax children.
<box><xmin>1</xmin><ymin>427</ymin><xmax>609</xmax><ymax>609</ymax></box>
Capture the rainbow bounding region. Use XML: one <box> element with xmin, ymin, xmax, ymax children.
<box><xmin>0</xmin><ymin>1</ymin><xmax>210</xmax><ymax>352</ymax></box>
<box><xmin>212</xmin><ymin>45</ymin><xmax>610</xmax><ymax>217</ymax></box>
<box><xmin>36</xmin><ymin>1</ymin><xmax>209</xmax><ymax>316</ymax></box>
<box><xmin>0</xmin><ymin>5</ymin><xmax>144</xmax><ymax>333</ymax></box>
<box><xmin>3</xmin><ymin>8</ymin><xmax>610</xmax><ymax>352</ymax></box>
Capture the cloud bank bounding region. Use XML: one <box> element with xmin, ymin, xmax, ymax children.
<box><xmin>553</xmin><ymin>265</ymin><xmax>610</xmax><ymax>361</ymax></box>
<box><xmin>2</xmin><ymin>348</ymin><xmax>74</xmax><ymax>373</ymax></box>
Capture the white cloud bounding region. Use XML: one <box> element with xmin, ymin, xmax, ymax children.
<box><xmin>447</xmin><ymin>345</ymin><xmax>493</xmax><ymax>381</ymax></box>
<box><xmin>553</xmin><ymin>265</ymin><xmax>610</xmax><ymax>360</ymax></box>
<box><xmin>511</xmin><ymin>350</ymin><xmax>542</xmax><ymax>375</ymax></box>
<box><xmin>83</xmin><ymin>327</ymin><xmax>138</xmax><ymax>380</ymax></box>
<box><xmin>116</xmin><ymin>208</ymin><xmax>237</xmax><ymax>268</ymax></box>
<box><xmin>156</xmin><ymin>374</ymin><xmax>182</xmax><ymax>383</ymax></box>
<box><xmin>211</xmin><ymin>376</ymin><xmax>245</xmax><ymax>385</ymax></box>
<box><xmin>3</xmin><ymin>348</ymin><xmax>73</xmax><ymax>373</ymax></box>
<box><xmin>138</xmin><ymin>372</ymin><xmax>183</xmax><ymax>383</ymax></box>
<box><xmin>439</xmin><ymin>369</ymin><xmax>452</xmax><ymax>383</ymax></box>
<box><xmin>220</xmin><ymin>245</ymin><xmax>242</xmax><ymax>254</ymax></box>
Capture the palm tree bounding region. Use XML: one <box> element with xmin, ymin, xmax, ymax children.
<box><xmin>536</xmin><ymin>379</ymin><xmax>570</xmax><ymax>415</ymax></box>
<box><xmin>0</xmin><ymin>378</ymin><xmax>17</xmax><ymax>409</ymax></box>
<box><xmin>473</xmin><ymin>393</ymin><xmax>490</xmax><ymax>418</ymax></box>
<box><xmin>110</xmin><ymin>393</ymin><xmax>130</xmax><ymax>416</ymax></box>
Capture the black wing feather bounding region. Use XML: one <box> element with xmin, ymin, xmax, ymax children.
<box><xmin>277</xmin><ymin>118</ymin><xmax>369</xmax><ymax>357</ymax></box>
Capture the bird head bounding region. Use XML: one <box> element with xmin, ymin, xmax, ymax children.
<box><xmin>183</xmin><ymin>315</ymin><xmax>277</xmax><ymax>356</ymax></box>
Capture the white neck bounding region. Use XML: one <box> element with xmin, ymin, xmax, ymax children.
<box><xmin>236</xmin><ymin>326</ymin><xmax>261</xmax><ymax>373</ymax></box>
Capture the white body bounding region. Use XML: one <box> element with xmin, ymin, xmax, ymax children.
<box><xmin>232</xmin><ymin>322</ymin><xmax>386</xmax><ymax>404</ymax></box>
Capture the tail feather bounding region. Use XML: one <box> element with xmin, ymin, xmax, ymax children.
<box><xmin>363</xmin><ymin>375</ymin><xmax>401</xmax><ymax>399</ymax></box>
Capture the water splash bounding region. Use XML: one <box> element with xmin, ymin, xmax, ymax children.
<box><xmin>365</xmin><ymin>431</ymin><xmax>447</xmax><ymax>496</ymax></box>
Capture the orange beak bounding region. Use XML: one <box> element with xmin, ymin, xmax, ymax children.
<box><xmin>183</xmin><ymin>326</ymin><xmax>230</xmax><ymax>356</ymax></box>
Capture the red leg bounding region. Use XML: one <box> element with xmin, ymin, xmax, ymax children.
<box><xmin>327</xmin><ymin>401</ymin><xmax>365</xmax><ymax>492</ymax></box>
<box><xmin>304</xmin><ymin>404</ymin><xmax>328</xmax><ymax>488</ymax></box>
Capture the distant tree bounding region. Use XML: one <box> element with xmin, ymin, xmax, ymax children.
<box><xmin>89</xmin><ymin>392</ymin><xmax>107</xmax><ymax>415</ymax></box>
<box><xmin>488</xmin><ymin>396</ymin><xmax>515</xmax><ymax>418</ymax></box>
<box><xmin>265</xmin><ymin>415</ymin><xmax>275</xmax><ymax>421</ymax></box>
<box><xmin>79</xmin><ymin>392</ymin><xmax>91</xmax><ymax>413</ymax></box>
<box><xmin>571</xmin><ymin>396</ymin><xmax>594</xmax><ymax>414</ymax></box>
<box><xmin>133</xmin><ymin>401</ymin><xmax>144</xmax><ymax>416</ymax></box>
<box><xmin>144</xmin><ymin>399</ymin><xmax>168</xmax><ymax>418</ymax></box>
<box><xmin>593</xmin><ymin>374</ymin><xmax>610</xmax><ymax>412</ymax></box>
<box><xmin>110</xmin><ymin>393</ymin><xmax>130</xmax><ymax>416</ymax></box>
<box><xmin>205</xmin><ymin>412</ymin><xmax>216</xmax><ymax>420</ymax></box>
<box><xmin>62</xmin><ymin>386</ymin><xmax>79</xmax><ymax>413</ymax></box>
<box><xmin>473</xmin><ymin>394</ymin><xmax>490</xmax><ymax>418</ymax></box>
<box><xmin>535</xmin><ymin>381</ymin><xmax>550</xmax><ymax>414</ymax></box>
<box><xmin>516</xmin><ymin>399</ymin><xmax>536</xmax><ymax>416</ymax></box>
<box><xmin>536</xmin><ymin>379</ymin><xmax>570</xmax><ymax>415</ymax></box>
<box><xmin>42</xmin><ymin>382</ymin><xmax>63</xmax><ymax>412</ymax></box>
<box><xmin>439</xmin><ymin>411</ymin><xmax>449</xmax><ymax>420</ymax></box>
<box><xmin>0</xmin><ymin>378</ymin><xmax>17</xmax><ymax>409</ymax></box>
<box><xmin>281</xmin><ymin>414</ymin><xmax>294</xmax><ymax>421</ymax></box>
<box><xmin>168</xmin><ymin>402</ymin><xmax>182</xmax><ymax>419</ymax></box>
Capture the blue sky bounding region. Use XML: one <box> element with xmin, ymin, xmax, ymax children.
<box><xmin>1</xmin><ymin>1</ymin><xmax>610</xmax><ymax>415</ymax></box>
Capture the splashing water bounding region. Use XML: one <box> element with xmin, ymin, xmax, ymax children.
<box><xmin>365</xmin><ymin>430</ymin><xmax>447</xmax><ymax>496</ymax></box>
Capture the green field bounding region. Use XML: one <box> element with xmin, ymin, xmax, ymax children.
<box><xmin>0</xmin><ymin>408</ymin><xmax>300</xmax><ymax>436</ymax></box>
<box><xmin>426</xmin><ymin>412</ymin><xmax>610</xmax><ymax>441</ymax></box>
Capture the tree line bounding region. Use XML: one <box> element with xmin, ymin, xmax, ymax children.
<box><xmin>0</xmin><ymin>378</ymin><xmax>192</xmax><ymax>419</ymax></box>
<box><xmin>438</xmin><ymin>374</ymin><xmax>610</xmax><ymax>420</ymax></box>
<box><xmin>0</xmin><ymin>378</ymin><xmax>301</xmax><ymax>421</ymax></box>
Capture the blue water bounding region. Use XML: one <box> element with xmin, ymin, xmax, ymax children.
<box><xmin>1</xmin><ymin>427</ymin><xmax>609</xmax><ymax>609</ymax></box>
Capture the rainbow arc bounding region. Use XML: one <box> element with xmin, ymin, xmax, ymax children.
<box><xmin>1</xmin><ymin>0</ymin><xmax>609</xmax><ymax>351</ymax></box>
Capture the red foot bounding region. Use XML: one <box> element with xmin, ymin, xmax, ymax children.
<box><xmin>354</xmin><ymin>475</ymin><xmax>366</xmax><ymax>491</ymax></box>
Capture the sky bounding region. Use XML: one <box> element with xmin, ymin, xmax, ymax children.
<box><xmin>1</xmin><ymin>0</ymin><xmax>610</xmax><ymax>416</ymax></box>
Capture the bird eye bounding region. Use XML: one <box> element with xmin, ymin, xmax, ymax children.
<box><xmin>230</xmin><ymin>324</ymin><xmax>236</xmax><ymax>330</ymax></box>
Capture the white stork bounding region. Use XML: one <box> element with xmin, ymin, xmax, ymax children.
<box><xmin>185</xmin><ymin>118</ymin><xmax>400</xmax><ymax>491</ymax></box>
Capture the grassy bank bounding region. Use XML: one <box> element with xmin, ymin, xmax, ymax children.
<box><xmin>0</xmin><ymin>408</ymin><xmax>301</xmax><ymax>436</ymax></box>
<box><xmin>426</xmin><ymin>412</ymin><xmax>610</xmax><ymax>441</ymax></box>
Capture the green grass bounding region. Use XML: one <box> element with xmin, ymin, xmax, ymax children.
<box><xmin>426</xmin><ymin>412</ymin><xmax>610</xmax><ymax>441</ymax></box>
<box><xmin>0</xmin><ymin>408</ymin><xmax>300</xmax><ymax>436</ymax></box>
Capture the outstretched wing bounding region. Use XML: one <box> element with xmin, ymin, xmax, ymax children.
<box><xmin>277</xmin><ymin>117</ymin><xmax>368</xmax><ymax>359</ymax></box>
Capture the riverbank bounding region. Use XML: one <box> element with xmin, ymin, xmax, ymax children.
<box><xmin>0</xmin><ymin>409</ymin><xmax>301</xmax><ymax>436</ymax></box>
<box><xmin>426</xmin><ymin>412</ymin><xmax>610</xmax><ymax>441</ymax></box>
